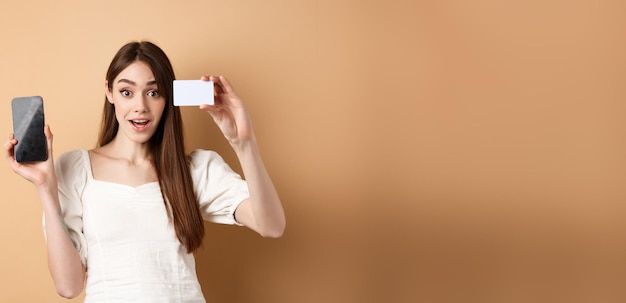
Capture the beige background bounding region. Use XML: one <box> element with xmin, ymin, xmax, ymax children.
<box><xmin>1</xmin><ymin>1</ymin><xmax>625</xmax><ymax>302</ymax></box>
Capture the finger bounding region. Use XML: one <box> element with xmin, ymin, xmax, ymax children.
<box><xmin>218</xmin><ymin>75</ymin><xmax>237</xmax><ymax>95</ymax></box>
<box><xmin>210</xmin><ymin>75</ymin><xmax>224</xmax><ymax>96</ymax></box>
<box><xmin>201</xmin><ymin>106</ymin><xmax>224</xmax><ymax>125</ymax></box>
<box><xmin>44</xmin><ymin>125</ymin><xmax>54</xmax><ymax>157</ymax></box>
<box><xmin>199</xmin><ymin>104</ymin><xmax>220</xmax><ymax>115</ymax></box>
<box><xmin>4</xmin><ymin>140</ymin><xmax>11</xmax><ymax>154</ymax></box>
<box><xmin>5</xmin><ymin>133</ymin><xmax>17</xmax><ymax>151</ymax></box>
<box><xmin>4</xmin><ymin>137</ymin><xmax>16</xmax><ymax>163</ymax></box>
<box><xmin>5</xmin><ymin>133</ymin><xmax>26</xmax><ymax>173</ymax></box>
<box><xmin>200</xmin><ymin>75</ymin><xmax>210</xmax><ymax>82</ymax></box>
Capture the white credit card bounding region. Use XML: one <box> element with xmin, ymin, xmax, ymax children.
<box><xmin>173</xmin><ymin>80</ymin><xmax>214</xmax><ymax>106</ymax></box>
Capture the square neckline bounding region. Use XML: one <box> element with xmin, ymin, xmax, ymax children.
<box><xmin>82</xmin><ymin>149</ymin><xmax>160</xmax><ymax>190</ymax></box>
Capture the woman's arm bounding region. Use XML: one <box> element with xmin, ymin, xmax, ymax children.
<box><xmin>4</xmin><ymin>126</ymin><xmax>86</xmax><ymax>298</ymax></box>
<box><xmin>231</xmin><ymin>139</ymin><xmax>285</xmax><ymax>238</ymax></box>
<box><xmin>39</xmin><ymin>182</ymin><xmax>86</xmax><ymax>298</ymax></box>
<box><xmin>200</xmin><ymin>76</ymin><xmax>286</xmax><ymax>237</ymax></box>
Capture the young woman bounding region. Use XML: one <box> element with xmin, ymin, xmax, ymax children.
<box><xmin>4</xmin><ymin>41</ymin><xmax>285</xmax><ymax>302</ymax></box>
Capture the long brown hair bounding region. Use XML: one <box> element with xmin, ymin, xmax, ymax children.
<box><xmin>98</xmin><ymin>41</ymin><xmax>204</xmax><ymax>252</ymax></box>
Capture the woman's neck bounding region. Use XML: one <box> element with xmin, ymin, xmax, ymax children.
<box><xmin>95</xmin><ymin>136</ymin><xmax>152</xmax><ymax>164</ymax></box>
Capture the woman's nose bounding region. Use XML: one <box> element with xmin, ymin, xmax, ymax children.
<box><xmin>132</xmin><ymin>96</ymin><xmax>148</xmax><ymax>112</ymax></box>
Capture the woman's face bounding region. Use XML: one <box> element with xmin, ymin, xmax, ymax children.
<box><xmin>105</xmin><ymin>61</ymin><xmax>166</xmax><ymax>145</ymax></box>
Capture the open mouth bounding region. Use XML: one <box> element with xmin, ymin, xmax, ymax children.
<box><xmin>130</xmin><ymin>119</ymin><xmax>151</xmax><ymax>130</ymax></box>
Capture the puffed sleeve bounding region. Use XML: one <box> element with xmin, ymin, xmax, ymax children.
<box><xmin>43</xmin><ymin>149</ymin><xmax>89</xmax><ymax>267</ymax></box>
<box><xmin>189</xmin><ymin>149</ymin><xmax>250</xmax><ymax>226</ymax></box>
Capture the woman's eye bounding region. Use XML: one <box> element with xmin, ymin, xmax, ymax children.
<box><xmin>120</xmin><ymin>90</ymin><xmax>131</xmax><ymax>97</ymax></box>
<box><xmin>148</xmin><ymin>90</ymin><xmax>160</xmax><ymax>97</ymax></box>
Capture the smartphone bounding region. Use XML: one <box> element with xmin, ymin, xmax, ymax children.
<box><xmin>173</xmin><ymin>80</ymin><xmax>214</xmax><ymax>106</ymax></box>
<box><xmin>11</xmin><ymin>96</ymin><xmax>48</xmax><ymax>163</ymax></box>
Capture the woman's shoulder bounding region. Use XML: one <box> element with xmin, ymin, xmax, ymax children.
<box><xmin>57</xmin><ymin>149</ymin><xmax>88</xmax><ymax>162</ymax></box>
<box><xmin>55</xmin><ymin>149</ymin><xmax>89</xmax><ymax>172</ymax></box>
<box><xmin>188</xmin><ymin>149</ymin><xmax>222</xmax><ymax>163</ymax></box>
<box><xmin>187</xmin><ymin>149</ymin><xmax>230</xmax><ymax>172</ymax></box>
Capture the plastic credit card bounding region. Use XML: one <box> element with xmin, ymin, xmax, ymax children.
<box><xmin>173</xmin><ymin>80</ymin><xmax>214</xmax><ymax>106</ymax></box>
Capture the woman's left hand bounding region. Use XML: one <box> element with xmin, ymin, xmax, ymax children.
<box><xmin>199</xmin><ymin>75</ymin><xmax>255</xmax><ymax>146</ymax></box>
<box><xmin>200</xmin><ymin>76</ymin><xmax>285</xmax><ymax>238</ymax></box>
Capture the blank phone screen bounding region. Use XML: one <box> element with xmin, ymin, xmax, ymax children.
<box><xmin>11</xmin><ymin>96</ymin><xmax>48</xmax><ymax>163</ymax></box>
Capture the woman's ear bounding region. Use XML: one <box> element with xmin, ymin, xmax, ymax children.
<box><xmin>104</xmin><ymin>80</ymin><xmax>113</xmax><ymax>104</ymax></box>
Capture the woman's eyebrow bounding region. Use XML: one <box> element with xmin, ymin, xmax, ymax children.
<box><xmin>117</xmin><ymin>79</ymin><xmax>157</xmax><ymax>86</ymax></box>
<box><xmin>117</xmin><ymin>79</ymin><xmax>135</xmax><ymax>85</ymax></box>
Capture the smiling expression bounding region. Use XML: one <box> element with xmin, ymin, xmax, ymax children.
<box><xmin>105</xmin><ymin>61</ymin><xmax>166</xmax><ymax>145</ymax></box>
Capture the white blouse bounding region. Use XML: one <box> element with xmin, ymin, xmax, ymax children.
<box><xmin>48</xmin><ymin>149</ymin><xmax>249</xmax><ymax>302</ymax></box>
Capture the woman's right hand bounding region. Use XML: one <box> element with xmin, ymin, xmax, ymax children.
<box><xmin>4</xmin><ymin>125</ymin><xmax>56</xmax><ymax>188</ymax></box>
